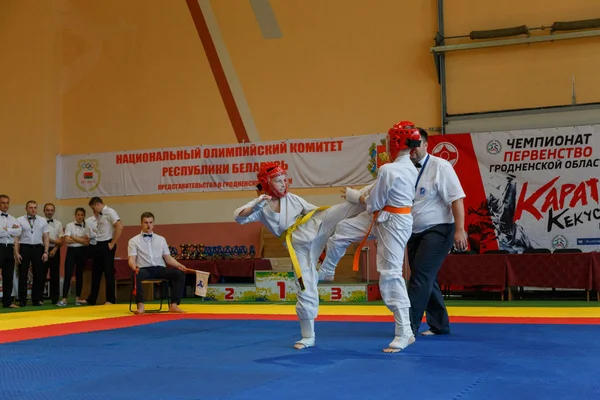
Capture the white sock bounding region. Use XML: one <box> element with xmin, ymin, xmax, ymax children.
<box><xmin>299</xmin><ymin>319</ymin><xmax>315</xmax><ymax>339</ymax></box>
<box><xmin>394</xmin><ymin>308</ymin><xmax>412</xmax><ymax>337</ymax></box>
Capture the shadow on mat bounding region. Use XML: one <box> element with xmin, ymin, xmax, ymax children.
<box><xmin>254</xmin><ymin>348</ymin><xmax>408</xmax><ymax>367</ymax></box>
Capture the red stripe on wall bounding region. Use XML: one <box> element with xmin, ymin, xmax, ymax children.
<box><xmin>185</xmin><ymin>0</ymin><xmax>250</xmax><ymax>143</ymax></box>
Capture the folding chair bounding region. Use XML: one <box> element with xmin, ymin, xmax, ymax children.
<box><xmin>129</xmin><ymin>278</ymin><xmax>171</xmax><ymax>313</ymax></box>
<box><xmin>523</xmin><ymin>248</ymin><xmax>551</xmax><ymax>254</ymax></box>
<box><xmin>552</xmin><ymin>248</ymin><xmax>582</xmax><ymax>254</ymax></box>
<box><xmin>483</xmin><ymin>249</ymin><xmax>509</xmax><ymax>254</ymax></box>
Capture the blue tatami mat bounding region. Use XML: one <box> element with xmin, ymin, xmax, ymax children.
<box><xmin>1</xmin><ymin>320</ymin><xmax>599</xmax><ymax>400</ymax></box>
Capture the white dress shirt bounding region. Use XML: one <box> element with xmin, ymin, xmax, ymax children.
<box><xmin>411</xmin><ymin>154</ymin><xmax>466</xmax><ymax>234</ymax></box>
<box><xmin>65</xmin><ymin>221</ymin><xmax>90</xmax><ymax>248</ymax></box>
<box><xmin>46</xmin><ymin>218</ymin><xmax>64</xmax><ymax>248</ymax></box>
<box><xmin>16</xmin><ymin>216</ymin><xmax>50</xmax><ymax>245</ymax></box>
<box><xmin>96</xmin><ymin>205</ymin><xmax>120</xmax><ymax>242</ymax></box>
<box><xmin>128</xmin><ymin>232</ymin><xmax>170</xmax><ymax>268</ymax></box>
<box><xmin>86</xmin><ymin>216</ymin><xmax>98</xmax><ymax>245</ymax></box>
<box><xmin>0</xmin><ymin>212</ymin><xmax>22</xmax><ymax>245</ymax></box>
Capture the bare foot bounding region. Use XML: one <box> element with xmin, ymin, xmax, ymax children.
<box><xmin>8</xmin><ymin>304</ymin><xmax>19</xmax><ymax>308</ymax></box>
<box><xmin>104</xmin><ymin>302</ymin><xmax>113</xmax><ymax>305</ymax></box>
<box><xmin>133</xmin><ymin>303</ymin><xmax>145</xmax><ymax>315</ymax></box>
<box><xmin>383</xmin><ymin>335</ymin><xmax>415</xmax><ymax>353</ymax></box>
<box><xmin>383</xmin><ymin>347</ymin><xmax>403</xmax><ymax>353</ymax></box>
<box><xmin>420</xmin><ymin>330</ymin><xmax>435</xmax><ymax>336</ymax></box>
<box><xmin>169</xmin><ymin>305</ymin><xmax>185</xmax><ymax>313</ymax></box>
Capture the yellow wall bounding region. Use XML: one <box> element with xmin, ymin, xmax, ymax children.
<box><xmin>56</xmin><ymin>0</ymin><xmax>440</xmax><ymax>209</ymax></box>
<box><xmin>60</xmin><ymin>0</ymin><xmax>234</xmax><ymax>155</ymax></box>
<box><xmin>2</xmin><ymin>0</ymin><xmax>600</xmax><ymax>216</ymax></box>
<box><xmin>0</xmin><ymin>0</ymin><xmax>61</xmax><ymax>205</ymax></box>
<box><xmin>57</xmin><ymin>0</ymin><xmax>242</xmax><ymax>207</ymax></box>
<box><xmin>211</xmin><ymin>0</ymin><xmax>440</xmax><ymax>139</ymax></box>
<box><xmin>444</xmin><ymin>0</ymin><xmax>600</xmax><ymax>114</ymax></box>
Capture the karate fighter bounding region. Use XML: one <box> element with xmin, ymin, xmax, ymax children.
<box><xmin>356</xmin><ymin>120</ymin><xmax>421</xmax><ymax>352</ymax></box>
<box><xmin>234</xmin><ymin>162</ymin><xmax>363</xmax><ymax>350</ymax></box>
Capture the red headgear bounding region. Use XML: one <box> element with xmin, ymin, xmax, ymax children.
<box><xmin>386</xmin><ymin>120</ymin><xmax>422</xmax><ymax>161</ymax></box>
<box><xmin>257</xmin><ymin>162</ymin><xmax>288</xmax><ymax>198</ymax></box>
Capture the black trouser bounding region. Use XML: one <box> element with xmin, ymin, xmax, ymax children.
<box><xmin>84</xmin><ymin>244</ymin><xmax>97</xmax><ymax>299</ymax></box>
<box><xmin>45</xmin><ymin>247</ymin><xmax>61</xmax><ymax>304</ymax></box>
<box><xmin>0</xmin><ymin>244</ymin><xmax>15</xmax><ymax>307</ymax></box>
<box><xmin>18</xmin><ymin>244</ymin><xmax>45</xmax><ymax>306</ymax></box>
<box><xmin>86</xmin><ymin>241</ymin><xmax>116</xmax><ymax>304</ymax></box>
<box><xmin>407</xmin><ymin>223</ymin><xmax>455</xmax><ymax>335</ymax></box>
<box><xmin>86</xmin><ymin>243</ymin><xmax>97</xmax><ymax>264</ymax></box>
<box><xmin>63</xmin><ymin>246</ymin><xmax>87</xmax><ymax>299</ymax></box>
<box><xmin>134</xmin><ymin>266</ymin><xmax>185</xmax><ymax>305</ymax></box>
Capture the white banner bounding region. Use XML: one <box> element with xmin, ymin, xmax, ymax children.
<box><xmin>56</xmin><ymin>135</ymin><xmax>387</xmax><ymax>199</ymax></box>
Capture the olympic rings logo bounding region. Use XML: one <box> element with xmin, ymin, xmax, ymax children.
<box><xmin>75</xmin><ymin>159</ymin><xmax>101</xmax><ymax>192</ymax></box>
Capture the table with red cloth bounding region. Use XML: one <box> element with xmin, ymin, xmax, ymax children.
<box><xmin>592</xmin><ymin>253</ymin><xmax>600</xmax><ymax>300</ymax></box>
<box><xmin>505</xmin><ymin>253</ymin><xmax>593</xmax><ymax>290</ymax></box>
<box><xmin>114</xmin><ymin>258</ymin><xmax>272</xmax><ymax>284</ymax></box>
<box><xmin>438</xmin><ymin>252</ymin><xmax>599</xmax><ymax>300</ymax></box>
<box><xmin>437</xmin><ymin>253</ymin><xmax>507</xmax><ymax>288</ymax></box>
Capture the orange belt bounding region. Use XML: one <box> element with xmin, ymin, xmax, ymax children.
<box><xmin>352</xmin><ymin>205</ymin><xmax>411</xmax><ymax>271</ymax></box>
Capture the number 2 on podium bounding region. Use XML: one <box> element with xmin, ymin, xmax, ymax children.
<box><xmin>225</xmin><ymin>287</ymin><xmax>235</xmax><ymax>300</ymax></box>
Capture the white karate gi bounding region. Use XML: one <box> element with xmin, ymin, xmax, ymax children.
<box><xmin>365</xmin><ymin>154</ymin><xmax>417</xmax><ymax>342</ymax></box>
<box><xmin>234</xmin><ymin>193</ymin><xmax>363</xmax><ymax>342</ymax></box>
<box><xmin>318</xmin><ymin>183</ymin><xmax>375</xmax><ymax>280</ymax></box>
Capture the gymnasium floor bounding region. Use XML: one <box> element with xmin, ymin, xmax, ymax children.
<box><xmin>1</xmin><ymin>301</ymin><xmax>600</xmax><ymax>399</ymax></box>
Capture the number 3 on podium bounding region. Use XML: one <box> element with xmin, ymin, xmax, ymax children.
<box><xmin>331</xmin><ymin>287</ymin><xmax>342</xmax><ymax>301</ymax></box>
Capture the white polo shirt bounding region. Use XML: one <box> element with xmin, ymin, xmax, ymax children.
<box><xmin>46</xmin><ymin>218</ymin><xmax>64</xmax><ymax>248</ymax></box>
<box><xmin>96</xmin><ymin>205</ymin><xmax>120</xmax><ymax>242</ymax></box>
<box><xmin>64</xmin><ymin>221</ymin><xmax>89</xmax><ymax>248</ymax></box>
<box><xmin>411</xmin><ymin>154</ymin><xmax>466</xmax><ymax>234</ymax></box>
<box><xmin>127</xmin><ymin>232</ymin><xmax>170</xmax><ymax>268</ymax></box>
<box><xmin>0</xmin><ymin>212</ymin><xmax>21</xmax><ymax>245</ymax></box>
<box><xmin>16</xmin><ymin>215</ymin><xmax>50</xmax><ymax>245</ymax></box>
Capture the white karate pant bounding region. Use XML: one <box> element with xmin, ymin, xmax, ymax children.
<box><xmin>288</xmin><ymin>202</ymin><xmax>365</xmax><ymax>323</ymax></box>
<box><xmin>319</xmin><ymin>211</ymin><xmax>372</xmax><ymax>278</ymax></box>
<box><xmin>373</xmin><ymin>213</ymin><xmax>412</xmax><ymax>336</ymax></box>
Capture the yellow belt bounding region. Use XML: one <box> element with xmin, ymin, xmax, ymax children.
<box><xmin>280</xmin><ymin>206</ymin><xmax>330</xmax><ymax>291</ymax></box>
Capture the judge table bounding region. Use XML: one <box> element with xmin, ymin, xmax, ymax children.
<box><xmin>437</xmin><ymin>252</ymin><xmax>600</xmax><ymax>301</ymax></box>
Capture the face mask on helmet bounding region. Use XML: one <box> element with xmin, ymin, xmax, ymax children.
<box><xmin>257</xmin><ymin>162</ymin><xmax>289</xmax><ymax>198</ymax></box>
<box><xmin>386</xmin><ymin>120</ymin><xmax>422</xmax><ymax>161</ymax></box>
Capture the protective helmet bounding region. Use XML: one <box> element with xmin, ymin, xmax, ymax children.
<box><xmin>386</xmin><ymin>120</ymin><xmax>422</xmax><ymax>160</ymax></box>
<box><xmin>257</xmin><ymin>162</ymin><xmax>288</xmax><ymax>198</ymax></box>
